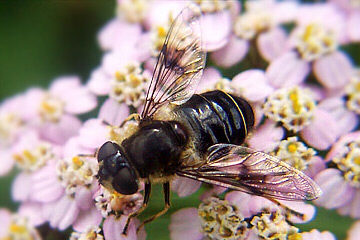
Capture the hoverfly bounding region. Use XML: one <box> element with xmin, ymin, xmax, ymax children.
<box><xmin>96</xmin><ymin>6</ymin><xmax>322</xmax><ymax>234</ymax></box>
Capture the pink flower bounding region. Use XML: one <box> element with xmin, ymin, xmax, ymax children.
<box><xmin>267</xmin><ymin>3</ymin><xmax>354</xmax><ymax>90</ymax></box>
<box><xmin>246</xmin><ymin>119</ymin><xmax>284</xmax><ymax>152</ymax></box>
<box><xmin>144</xmin><ymin>1</ymin><xmax>235</xmax><ymax>52</ymax></box>
<box><xmin>23</xmin><ymin>76</ymin><xmax>97</xmax><ymax>144</ymax></box>
<box><xmin>103</xmin><ymin>216</ymin><xmax>145</xmax><ymax>240</ymax></box>
<box><xmin>0</xmin><ymin>208</ymin><xmax>42</xmax><ymax>240</ymax></box>
<box><xmin>212</xmin><ymin>0</ymin><xmax>297</xmax><ymax>67</ymax></box>
<box><xmin>314</xmin><ymin>131</ymin><xmax>360</xmax><ymax>218</ymax></box>
<box><xmin>170</xmin><ymin>192</ymin><xmax>316</xmax><ymax>240</ymax></box>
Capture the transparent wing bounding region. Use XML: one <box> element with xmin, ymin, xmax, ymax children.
<box><xmin>141</xmin><ymin>6</ymin><xmax>206</xmax><ymax>119</ymax></box>
<box><xmin>177</xmin><ymin>144</ymin><xmax>322</xmax><ymax>201</ymax></box>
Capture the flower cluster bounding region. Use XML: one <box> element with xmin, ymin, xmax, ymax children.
<box><xmin>1</xmin><ymin>0</ymin><xmax>360</xmax><ymax>239</ymax></box>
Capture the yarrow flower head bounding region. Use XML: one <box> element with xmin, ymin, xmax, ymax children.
<box><xmin>110</xmin><ymin>62</ymin><xmax>150</xmax><ymax>108</ymax></box>
<box><xmin>95</xmin><ymin>186</ymin><xmax>143</xmax><ymax>218</ymax></box>
<box><xmin>2</xmin><ymin>0</ymin><xmax>360</xmax><ymax>239</ymax></box>
<box><xmin>332</xmin><ymin>138</ymin><xmax>360</xmax><ymax>188</ymax></box>
<box><xmin>198</xmin><ymin>197</ymin><xmax>248</xmax><ymax>240</ymax></box>
<box><xmin>294</xmin><ymin>23</ymin><xmax>338</xmax><ymax>62</ymax></box>
<box><xmin>0</xmin><ymin>210</ymin><xmax>41</xmax><ymax>240</ymax></box>
<box><xmin>116</xmin><ymin>0</ymin><xmax>149</xmax><ymax>23</ymax></box>
<box><xmin>272</xmin><ymin>136</ymin><xmax>316</xmax><ymax>171</ymax></box>
<box><xmin>57</xmin><ymin>156</ymin><xmax>98</xmax><ymax>196</ymax></box>
<box><xmin>13</xmin><ymin>141</ymin><xmax>54</xmax><ymax>172</ymax></box>
<box><xmin>70</xmin><ymin>226</ymin><xmax>104</xmax><ymax>240</ymax></box>
<box><xmin>346</xmin><ymin>70</ymin><xmax>360</xmax><ymax>114</ymax></box>
<box><xmin>170</xmin><ymin>193</ymin><xmax>319</xmax><ymax>240</ymax></box>
<box><xmin>250</xmin><ymin>209</ymin><xmax>300</xmax><ymax>240</ymax></box>
<box><xmin>263</xmin><ymin>86</ymin><xmax>316</xmax><ymax>132</ymax></box>
<box><xmin>0</xmin><ymin>112</ymin><xmax>24</xmax><ymax>147</ymax></box>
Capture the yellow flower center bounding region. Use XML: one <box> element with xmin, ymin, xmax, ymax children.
<box><xmin>13</xmin><ymin>144</ymin><xmax>53</xmax><ymax>172</ymax></box>
<box><xmin>117</xmin><ymin>0</ymin><xmax>148</xmax><ymax>23</ymax></box>
<box><xmin>0</xmin><ymin>113</ymin><xmax>23</xmax><ymax>146</ymax></box>
<box><xmin>198</xmin><ymin>197</ymin><xmax>248</xmax><ymax>240</ymax></box>
<box><xmin>263</xmin><ymin>87</ymin><xmax>316</xmax><ymax>132</ymax></box>
<box><xmin>38</xmin><ymin>94</ymin><xmax>64</xmax><ymax>122</ymax></box>
<box><xmin>296</xmin><ymin>23</ymin><xmax>337</xmax><ymax>61</ymax></box>
<box><xmin>110</xmin><ymin>62</ymin><xmax>148</xmax><ymax>108</ymax></box>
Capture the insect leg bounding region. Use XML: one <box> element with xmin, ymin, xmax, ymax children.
<box><xmin>120</xmin><ymin>113</ymin><xmax>140</xmax><ymax>127</ymax></box>
<box><xmin>137</xmin><ymin>182</ymin><xmax>171</xmax><ymax>232</ymax></box>
<box><xmin>268</xmin><ymin>198</ymin><xmax>305</xmax><ymax>221</ymax></box>
<box><xmin>122</xmin><ymin>182</ymin><xmax>152</xmax><ymax>235</ymax></box>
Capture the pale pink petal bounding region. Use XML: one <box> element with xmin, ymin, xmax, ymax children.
<box><xmin>169</xmin><ymin>208</ymin><xmax>203</xmax><ymax>240</ymax></box>
<box><xmin>326</xmin><ymin>131</ymin><xmax>360</xmax><ymax>162</ymax></box>
<box><xmin>49</xmin><ymin>76</ymin><xmax>81</xmax><ymax>96</ymax></box>
<box><xmin>63</xmin><ymin>137</ymin><xmax>92</xmax><ymax>158</ymax></box>
<box><xmin>226</xmin><ymin>191</ymin><xmax>254</xmax><ymax>218</ymax></box>
<box><xmin>232</xmin><ymin>69</ymin><xmax>274</xmax><ymax>102</ymax></box>
<box><xmin>272</xmin><ymin>1</ymin><xmax>298</xmax><ymax>23</ymax></box>
<box><xmin>247</xmin><ymin>119</ymin><xmax>284</xmax><ymax>152</ymax></box>
<box><xmin>39</xmin><ymin>114</ymin><xmax>82</xmax><ymax>145</ymax></box>
<box><xmin>253</xmin><ymin>103</ymin><xmax>264</xmax><ymax>126</ymax></box>
<box><xmin>318</xmin><ymin>97</ymin><xmax>358</xmax><ymax>135</ymax></box>
<box><xmin>0</xmin><ymin>150</ymin><xmax>14</xmax><ymax>176</ymax></box>
<box><xmin>145</xmin><ymin>1</ymin><xmax>185</xmax><ymax>29</ymax></box>
<box><xmin>196</xmin><ymin>67</ymin><xmax>222</xmax><ymax>93</ymax></box>
<box><xmin>211</xmin><ymin>35</ymin><xmax>249</xmax><ymax>68</ymax></box>
<box><xmin>99</xmin><ymin>99</ymin><xmax>130</xmax><ymax>126</ymax></box>
<box><xmin>296</xmin><ymin>4</ymin><xmax>347</xmax><ymax>43</ymax></box>
<box><xmin>30</xmin><ymin>162</ymin><xmax>64</xmax><ymax>203</ymax></box>
<box><xmin>101</xmin><ymin>50</ymin><xmax>139</xmax><ymax>76</ymax></box>
<box><xmin>48</xmin><ymin>76</ymin><xmax>93</xmax><ymax>113</ymax></box>
<box><xmin>78</xmin><ymin>119</ymin><xmax>108</xmax><ymax>150</ymax></box>
<box><xmin>266</xmin><ymin>51</ymin><xmax>310</xmax><ymax>88</ymax></box>
<box><xmin>199</xmin><ymin>186</ymin><xmax>227</xmax><ymax>201</ymax></box>
<box><xmin>302</xmin><ymin>229</ymin><xmax>336</xmax><ymax>240</ymax></box>
<box><xmin>301</xmin><ymin>109</ymin><xmax>338</xmax><ymax>150</ymax></box>
<box><xmin>201</xmin><ymin>10</ymin><xmax>231</xmax><ymax>51</ymax></box>
<box><xmin>0</xmin><ymin>209</ymin><xmax>11</xmax><ymax>237</ymax></box>
<box><xmin>75</xmin><ymin>187</ymin><xmax>93</xmax><ymax>210</ymax></box>
<box><xmin>46</xmin><ymin>195</ymin><xmax>80</xmax><ymax>231</ymax></box>
<box><xmin>348</xmin><ymin>221</ymin><xmax>360</xmax><ymax>240</ymax></box>
<box><xmin>171</xmin><ymin>177</ymin><xmax>201</xmax><ymax>197</ymax></box>
<box><xmin>98</xmin><ymin>19</ymin><xmax>142</xmax><ymax>51</ymax></box>
<box><xmin>87</xmin><ymin>68</ymin><xmax>111</xmax><ymax>96</ymax></box>
<box><xmin>62</xmin><ymin>89</ymin><xmax>97</xmax><ymax>115</ymax></box>
<box><xmin>314</xmin><ymin>51</ymin><xmax>353</xmax><ymax>89</ymax></box>
<box><xmin>303</xmin><ymin>156</ymin><xmax>326</xmax><ymax>179</ymax></box>
<box><xmin>338</xmin><ymin>190</ymin><xmax>360</xmax><ymax>218</ymax></box>
<box><xmin>72</xmin><ymin>206</ymin><xmax>102</xmax><ymax>232</ymax></box>
<box><xmin>348</xmin><ymin>11</ymin><xmax>360</xmax><ymax>42</ymax></box>
<box><xmin>314</xmin><ymin>168</ymin><xmax>354</xmax><ymax>208</ymax></box>
<box><xmin>12</xmin><ymin>172</ymin><xmax>32</xmax><ymax>202</ymax></box>
<box><xmin>103</xmin><ymin>215</ymin><xmax>138</xmax><ymax>240</ymax></box>
<box><xmin>277</xmin><ymin>200</ymin><xmax>315</xmax><ymax>223</ymax></box>
<box><xmin>18</xmin><ymin>202</ymin><xmax>45</xmax><ymax>226</ymax></box>
<box><xmin>257</xmin><ymin>27</ymin><xmax>287</xmax><ymax>62</ymax></box>
<box><xmin>22</xmin><ymin>88</ymin><xmax>46</xmax><ymax>121</ymax></box>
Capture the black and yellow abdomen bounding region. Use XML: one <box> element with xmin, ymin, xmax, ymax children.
<box><xmin>174</xmin><ymin>90</ymin><xmax>254</xmax><ymax>155</ymax></box>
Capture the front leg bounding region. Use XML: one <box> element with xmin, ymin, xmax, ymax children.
<box><xmin>137</xmin><ymin>182</ymin><xmax>171</xmax><ymax>232</ymax></box>
<box><xmin>122</xmin><ymin>182</ymin><xmax>151</xmax><ymax>235</ymax></box>
<box><xmin>120</xmin><ymin>113</ymin><xmax>140</xmax><ymax>127</ymax></box>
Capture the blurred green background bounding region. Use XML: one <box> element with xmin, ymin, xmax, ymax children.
<box><xmin>0</xmin><ymin>1</ymin><xmax>358</xmax><ymax>239</ymax></box>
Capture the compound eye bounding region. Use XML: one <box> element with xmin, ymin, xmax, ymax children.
<box><xmin>112</xmin><ymin>167</ymin><xmax>139</xmax><ymax>195</ymax></box>
<box><xmin>97</xmin><ymin>141</ymin><xmax>120</xmax><ymax>162</ymax></box>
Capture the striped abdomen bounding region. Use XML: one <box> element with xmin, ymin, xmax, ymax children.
<box><xmin>174</xmin><ymin>90</ymin><xmax>254</xmax><ymax>155</ymax></box>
